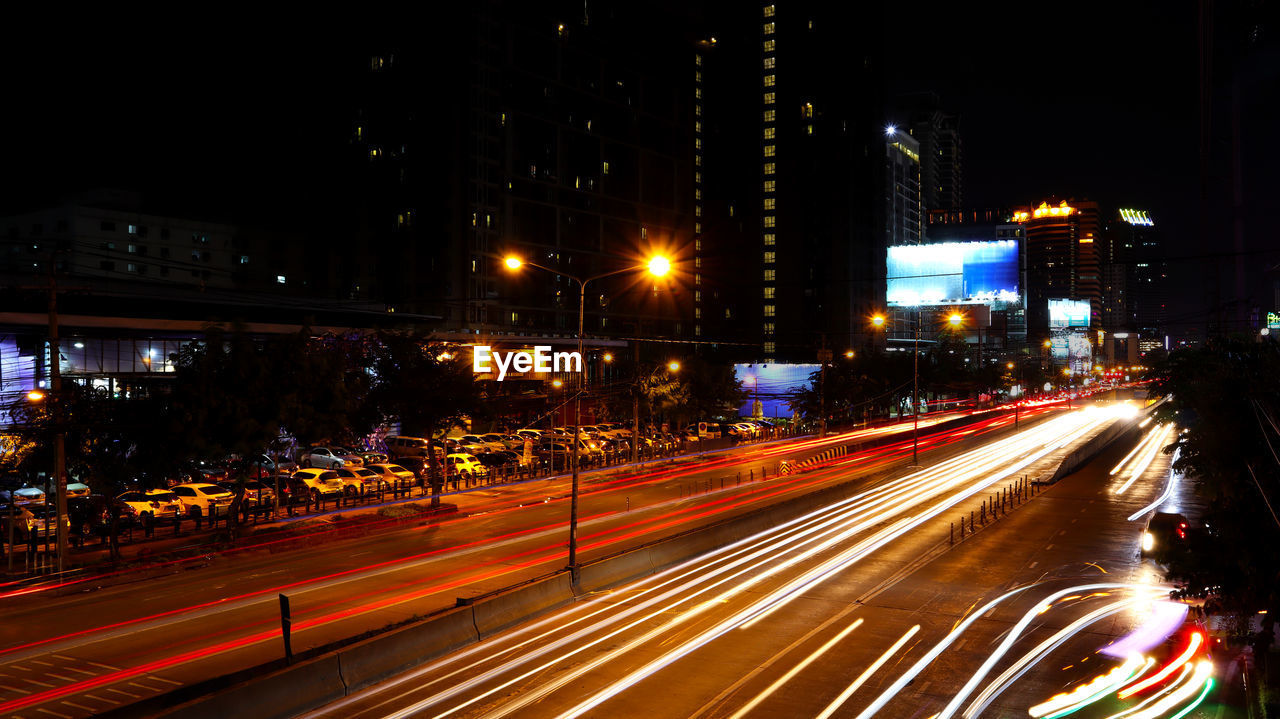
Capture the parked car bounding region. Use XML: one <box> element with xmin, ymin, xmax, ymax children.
<box><xmin>64</xmin><ymin>482</ymin><xmax>92</xmax><ymax>499</ymax></box>
<box><xmin>115</xmin><ymin>489</ymin><xmax>185</xmax><ymax>521</ymax></box>
<box><xmin>385</xmin><ymin>435</ymin><xmax>432</xmax><ymax>458</ymax></box>
<box><xmin>516</xmin><ymin>429</ymin><xmax>544</xmax><ymax>441</ymax></box>
<box><xmin>334</xmin><ymin>467</ymin><xmax>385</xmax><ymax>495</ymax></box>
<box><xmin>447</xmin><ymin>453</ymin><xmax>489</xmax><ymax>478</ymax></box>
<box><xmin>216</xmin><ymin>479</ymin><xmax>277</xmax><ymax>506</ymax></box>
<box><xmin>364</xmin><ymin>463</ymin><xmax>417</xmax><ymax>487</ymax></box>
<box><xmin>0</xmin><ymin>503</ymin><xmax>37</xmax><ymax>540</ymax></box>
<box><xmin>460</xmin><ymin>434</ymin><xmax>507</xmax><ymax>453</ymax></box>
<box><xmin>302</xmin><ymin>446</ymin><xmax>363</xmax><ymax>469</ymax></box>
<box><xmin>3</xmin><ymin>485</ymin><xmax>46</xmax><ymax>505</ymax></box>
<box><xmin>289</xmin><ymin>469</ymin><xmax>345</xmax><ymax>501</ymax></box>
<box><xmin>357</xmin><ymin>450</ymin><xmax>389</xmax><ymax>466</ymax></box>
<box><xmin>476</xmin><ymin>451</ymin><xmax>520</xmax><ymax>469</ymax></box>
<box><xmin>171</xmin><ymin>483</ymin><xmax>235</xmax><ymax>518</ymax></box>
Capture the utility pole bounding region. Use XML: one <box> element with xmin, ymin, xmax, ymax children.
<box><xmin>47</xmin><ymin>270</ymin><xmax>68</xmax><ymax>574</ymax></box>
<box><xmin>912</xmin><ymin>308</ymin><xmax>921</xmax><ymax>467</ymax></box>
<box><xmin>817</xmin><ymin>335</ymin><xmax>831</xmax><ymax>438</ymax></box>
<box><xmin>632</xmin><ymin>340</ymin><xmax>640</xmax><ymax>464</ymax></box>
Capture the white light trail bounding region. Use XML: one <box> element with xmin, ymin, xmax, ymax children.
<box><xmin>962</xmin><ymin>598</ymin><xmax>1151</xmax><ymax>717</ymax></box>
<box><xmin>1127</xmin><ymin>448</ymin><xmax>1181</xmax><ymax>521</ymax></box>
<box><xmin>1111</xmin><ymin>661</ymin><xmax>1212</xmax><ymax>719</ymax></box>
<box><xmin>1027</xmin><ymin>655</ymin><xmax>1145</xmax><ymax>718</ymax></box>
<box><xmin>1114</xmin><ymin>424</ymin><xmax>1174</xmax><ymax>495</ymax></box>
<box><xmin>1111</xmin><ymin>426</ymin><xmax>1161</xmax><ymax>475</ymax></box>
<box><xmin>726</xmin><ymin>618</ymin><xmax>864</xmax><ymax>719</ymax></box>
<box><xmin>814</xmin><ymin>625</ymin><xmax>920</xmax><ymax>719</ymax></box>
<box><xmin>1106</xmin><ymin>664</ymin><xmax>1195</xmax><ymax>719</ymax></box>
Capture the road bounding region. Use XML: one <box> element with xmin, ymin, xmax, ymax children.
<box><xmin>304</xmin><ymin>403</ymin><xmax>1224</xmax><ymax>719</ymax></box>
<box><xmin>0</xmin><ymin>407</ymin><xmax>1059</xmax><ymax>718</ymax></box>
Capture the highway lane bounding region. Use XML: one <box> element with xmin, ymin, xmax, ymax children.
<box><xmin>306</xmin><ymin>403</ymin><xmax>1193</xmax><ymax>719</ymax></box>
<box><xmin>0</xmin><ymin>409</ymin><xmax>1052</xmax><ymax>718</ymax></box>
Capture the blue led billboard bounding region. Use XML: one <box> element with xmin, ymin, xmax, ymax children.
<box><xmin>886</xmin><ymin>240</ymin><xmax>1020</xmax><ymax>306</ymax></box>
<box><xmin>734</xmin><ymin>363</ymin><xmax>817</xmax><ymax>419</ymax></box>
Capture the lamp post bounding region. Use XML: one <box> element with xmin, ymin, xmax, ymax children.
<box><xmin>504</xmin><ymin>253</ymin><xmax>670</xmax><ymax>578</ymax></box>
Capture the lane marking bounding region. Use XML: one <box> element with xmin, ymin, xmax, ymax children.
<box><xmin>35</xmin><ymin>708</ymin><xmax>71</xmax><ymax>719</ymax></box>
<box><xmin>60</xmin><ymin>701</ymin><xmax>94</xmax><ymax>713</ymax></box>
<box><xmin>146</xmin><ymin>676</ymin><xmax>181</xmax><ymax>686</ymax></box>
<box><xmin>1046</xmin><ymin>544</ymin><xmax>1054</xmax><ymax>550</ymax></box>
<box><xmin>83</xmin><ymin>694</ymin><xmax>119</xmax><ymax>706</ymax></box>
<box><xmin>1029</xmin><ymin>561</ymin><xmax>1038</xmax><ymax>568</ymax></box>
<box><xmin>104</xmin><ymin>688</ymin><xmax>137</xmax><ymax>699</ymax></box>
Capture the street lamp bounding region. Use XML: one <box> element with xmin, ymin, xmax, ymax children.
<box><xmin>504</xmin><ymin>252</ymin><xmax>671</xmax><ymax>577</ymax></box>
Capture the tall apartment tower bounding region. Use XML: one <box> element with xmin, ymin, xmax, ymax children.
<box><xmin>1018</xmin><ymin>199</ymin><xmax>1102</xmax><ymax>339</ymax></box>
<box><xmin>347</xmin><ymin>2</ymin><xmax>694</xmax><ymax>338</ymax></box>
<box><xmin>1113</xmin><ymin>208</ymin><xmax>1165</xmax><ymax>351</ymax></box>
<box><xmin>898</xmin><ymin>93</ymin><xmax>963</xmax><ymax>216</ymax></box>
<box><xmin>885</xmin><ymin>127</ymin><xmax>923</xmax><ymax>246</ymax></box>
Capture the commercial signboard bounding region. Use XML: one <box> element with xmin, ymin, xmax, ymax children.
<box><xmin>1048</xmin><ymin>299</ymin><xmax>1091</xmax><ymax>329</ymax></box>
<box><xmin>886</xmin><ymin>240</ymin><xmax>1020</xmax><ymax>307</ymax></box>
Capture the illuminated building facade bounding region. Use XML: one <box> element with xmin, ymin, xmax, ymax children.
<box><xmin>1017</xmin><ymin>199</ymin><xmax>1102</xmax><ymax>340</ymax></box>
<box><xmin>1110</xmin><ymin>208</ymin><xmax>1166</xmax><ymax>353</ymax></box>
<box><xmin>885</xmin><ymin>127</ymin><xmax>923</xmax><ymax>246</ymax></box>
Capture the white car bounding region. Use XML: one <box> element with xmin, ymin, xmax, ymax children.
<box><xmin>303</xmin><ymin>446</ymin><xmax>363</xmax><ymax>469</ymax></box>
<box><xmin>365</xmin><ymin>463</ymin><xmax>416</xmax><ymax>487</ymax></box>
<box><xmin>170</xmin><ymin>483</ymin><xmax>235</xmax><ymax>518</ymax></box>
<box><xmin>334</xmin><ymin>467</ymin><xmax>385</xmax><ymax>495</ymax></box>
<box><xmin>116</xmin><ymin>489</ymin><xmax>184</xmax><ymax>521</ymax></box>
<box><xmin>459</xmin><ymin>435</ymin><xmax>507</xmax><ymax>454</ymax></box>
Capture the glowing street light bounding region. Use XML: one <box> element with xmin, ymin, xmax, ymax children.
<box><xmin>602</xmin><ymin>352</ymin><xmax>613</xmax><ymax>363</ymax></box>
<box><xmin>871</xmin><ymin>314</ymin><xmax>886</xmax><ymax>327</ymax></box>
<box><xmin>667</xmin><ymin>361</ymin><xmax>680</xmax><ymax>372</ymax></box>
<box><xmin>504</xmin><ymin>251</ymin><xmax>674</xmax><ymax>576</ymax></box>
<box><xmin>948</xmin><ymin>312</ymin><xmax>964</xmax><ymax>326</ymax></box>
<box><xmin>26</xmin><ymin>390</ymin><xmax>45</xmax><ymax>402</ymax></box>
<box><xmin>845</xmin><ymin>350</ymin><xmax>855</xmax><ymax>359</ymax></box>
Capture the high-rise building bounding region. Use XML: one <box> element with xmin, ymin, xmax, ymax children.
<box><xmin>885</xmin><ymin>127</ymin><xmax>922</xmax><ymax>246</ymax></box>
<box><xmin>897</xmin><ymin>93</ymin><xmax>963</xmax><ymax>216</ymax></box>
<box><xmin>346</xmin><ymin>3</ymin><xmax>694</xmax><ymax>339</ymax></box>
<box><xmin>1110</xmin><ymin>208</ymin><xmax>1165</xmax><ymax>351</ymax></box>
<box><xmin>1016</xmin><ymin>199</ymin><xmax>1102</xmax><ymax>340</ymax></box>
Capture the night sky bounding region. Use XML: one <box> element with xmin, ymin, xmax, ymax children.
<box><xmin>3</xmin><ymin>3</ymin><xmax>1274</xmax><ymax>335</ymax></box>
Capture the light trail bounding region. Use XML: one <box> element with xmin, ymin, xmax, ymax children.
<box><xmin>320</xmin><ymin>408</ymin><xmax>1112</xmax><ymax>719</ymax></box>
<box><xmin>1114</xmin><ymin>424</ymin><xmax>1175</xmax><ymax>495</ymax></box>
<box><xmin>1127</xmin><ymin>448</ymin><xmax>1181</xmax><ymax>522</ymax></box>
<box><xmin>814</xmin><ymin>624</ymin><xmax>920</xmax><ymax>719</ymax></box>
<box><xmin>726</xmin><ymin>617</ymin><xmax>865</xmax><ymax>719</ymax></box>
<box><xmin>1107</xmin><ymin>664</ymin><xmax>1195</xmax><ymax>718</ymax></box>
<box><xmin>962</xmin><ymin>598</ymin><xmax>1153</xmax><ymax>717</ymax></box>
<box><xmin>1028</xmin><ymin>655</ymin><xmax>1146</xmax><ymax>718</ymax></box>
<box><xmin>1114</xmin><ymin>661</ymin><xmax>1213</xmax><ymax>719</ymax></box>
<box><xmin>1111</xmin><ymin>425</ymin><xmax>1162</xmax><ymax>475</ymax></box>
<box><xmin>1117</xmin><ymin>632</ymin><xmax>1204</xmax><ymax>699</ymax></box>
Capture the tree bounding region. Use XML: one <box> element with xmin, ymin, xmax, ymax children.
<box><xmin>1149</xmin><ymin>339</ymin><xmax>1280</xmax><ymax>664</ymax></box>
<box><xmin>366</xmin><ymin>331</ymin><xmax>490</xmax><ymax>505</ymax></box>
<box><xmin>273</xmin><ymin>331</ymin><xmax>376</xmax><ymax>453</ymax></box>
<box><xmin>790</xmin><ymin>350</ymin><xmax>913</xmax><ymax>426</ymax></box>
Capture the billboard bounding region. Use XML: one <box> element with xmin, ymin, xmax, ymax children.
<box><xmin>734</xmin><ymin>363</ymin><xmax>818</xmax><ymax>419</ymax></box>
<box><xmin>886</xmin><ymin>240</ymin><xmax>1019</xmax><ymax>306</ymax></box>
<box><xmin>1048</xmin><ymin>299</ymin><xmax>1091</xmax><ymax>329</ymax></box>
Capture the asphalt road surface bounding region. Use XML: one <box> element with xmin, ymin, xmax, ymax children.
<box><xmin>0</xmin><ymin>408</ymin><xmax>1068</xmax><ymax>718</ymax></box>
<box><xmin>305</xmin><ymin>403</ymin><xmax>1226</xmax><ymax>719</ymax></box>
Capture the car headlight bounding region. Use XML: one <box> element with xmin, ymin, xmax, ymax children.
<box><xmin>1142</xmin><ymin>531</ymin><xmax>1155</xmax><ymax>552</ymax></box>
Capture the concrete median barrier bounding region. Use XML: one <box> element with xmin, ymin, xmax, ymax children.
<box><xmin>576</xmin><ymin>545</ymin><xmax>657</xmax><ymax>593</ymax></box>
<box><xmin>154</xmin><ymin>654</ymin><xmax>345</xmax><ymax>719</ymax></box>
<box><xmin>338</xmin><ymin>605</ymin><xmax>480</xmax><ymax>692</ymax></box>
<box><xmin>472</xmin><ymin>572</ymin><xmax>576</xmax><ymax>638</ymax></box>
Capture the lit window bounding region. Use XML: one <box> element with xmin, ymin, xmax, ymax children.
<box><xmin>641</xmin><ymin>226</ymin><xmax>648</xmax><ymax>239</ymax></box>
<box><xmin>695</xmin><ymin>121</ymin><xmax>702</xmax><ymax>133</ymax></box>
<box><xmin>695</xmin><ymin>188</ymin><xmax>702</xmax><ymax>200</ymax></box>
<box><xmin>764</xmin><ymin>110</ymin><xmax>776</xmax><ymax>122</ymax></box>
<box><xmin>763</xmin><ymin>4</ymin><xmax>774</xmax><ymax>16</ymax></box>
<box><xmin>764</xmin><ymin>74</ymin><xmax>775</xmax><ymax>87</ymax></box>
<box><xmin>696</xmin><ymin>105</ymin><xmax>701</xmax><ymax>116</ymax></box>
<box><xmin>369</xmin><ymin>147</ymin><xmax>381</xmax><ymax>159</ymax></box>
<box><xmin>764</xmin><ymin>304</ymin><xmax>775</xmax><ymax>317</ymax></box>
<box><xmin>695</xmin><ymin>206</ymin><xmax>702</xmax><ymax>216</ymax></box>
<box><xmin>724</xmin><ymin>308</ymin><xmax>732</xmax><ymax>319</ymax></box>
<box><xmin>239</xmin><ymin>255</ymin><xmax>249</xmax><ymax>264</ymax></box>
<box><xmin>763</xmin><ymin>92</ymin><xmax>775</xmax><ymax>104</ymax></box>
<box><xmin>764</xmin><ymin>251</ymin><xmax>776</xmax><ymax>264</ymax></box>
<box><xmin>695</xmin><ymin>238</ymin><xmax>702</xmax><ymax>251</ymax></box>
<box><xmin>695</xmin><ymin>307</ymin><xmax>702</xmax><ymax>318</ymax></box>
<box><xmin>696</xmin><ymin>70</ymin><xmax>702</xmax><ymax>83</ymax></box>
<box><xmin>764</xmin><ymin>57</ymin><xmax>775</xmax><ymax>69</ymax></box>
<box><xmin>764</xmin><ymin>127</ymin><xmax>775</xmax><ymax>139</ymax></box>
<box><xmin>764</xmin><ymin>198</ymin><xmax>775</xmax><ymax>210</ymax></box>
<box><xmin>695</xmin><ymin>290</ymin><xmax>702</xmax><ymax>302</ymax></box>
<box><xmin>764</xmin><ymin>180</ymin><xmax>775</xmax><ymax>192</ymax></box>
<box><xmin>764</xmin><ymin>144</ymin><xmax>775</xmax><ymax>156</ymax></box>
<box><xmin>807</xmin><ymin>124</ymin><xmax>813</xmax><ymax>135</ymax></box>
<box><xmin>696</xmin><ymin>54</ymin><xmax>702</xmax><ymax>66</ymax></box>
<box><xmin>695</xmin><ymin>137</ymin><xmax>702</xmax><ymax>149</ymax></box>
<box><xmin>127</xmin><ymin>244</ymin><xmax>138</xmax><ymax>253</ymax></box>
<box><xmin>602</xmin><ymin>160</ymin><xmax>610</xmax><ymax>174</ymax></box>
<box><xmin>276</xmin><ymin>275</ymin><xmax>287</xmax><ymax>284</ymax></box>
<box><xmin>764</xmin><ymin>287</ymin><xmax>776</xmax><ymax>299</ymax></box>
<box><xmin>763</xmin><ymin>215</ymin><xmax>775</xmax><ymax>227</ymax></box>
<box><xmin>695</xmin><ymin>222</ymin><xmax>702</xmax><ymax>233</ymax></box>
<box><xmin>764</xmin><ymin>269</ymin><xmax>776</xmax><ymax>281</ymax></box>
<box><xmin>127</xmin><ymin>263</ymin><xmax>139</xmax><ymax>273</ymax></box>
<box><xmin>803</xmin><ymin>103</ymin><xmax>813</xmax><ymax>118</ymax></box>
<box><xmin>695</xmin><ymin>273</ymin><xmax>702</xmax><ymax>285</ymax></box>
<box><xmin>764</xmin><ymin>233</ymin><xmax>776</xmax><ymax>245</ymax></box>
<box><xmin>764</xmin><ymin>322</ymin><xmax>775</xmax><ymax>334</ymax></box>
<box><xmin>695</xmin><ymin>155</ymin><xmax>702</xmax><ymax>166</ymax></box>
<box><xmin>763</xmin><ymin>39</ymin><xmax>775</xmax><ymax>52</ymax></box>
<box><xmin>728</xmin><ymin>204</ymin><xmax>735</xmax><ymax>216</ymax></box>
<box><xmin>695</xmin><ymin>171</ymin><xmax>702</xmax><ymax>183</ymax></box>
<box><xmin>695</xmin><ymin>325</ymin><xmax>702</xmax><ymax>336</ymax></box>
<box><xmin>128</xmin><ymin>224</ymin><xmax>138</xmax><ymax>234</ymax></box>
<box><xmin>764</xmin><ymin>162</ymin><xmax>776</xmax><ymax>174</ymax></box>
<box><xmin>695</xmin><ymin>87</ymin><xmax>702</xmax><ymax>99</ymax></box>
<box><xmin>763</xmin><ymin>22</ymin><xmax>775</xmax><ymax>34</ymax></box>
<box><xmin>764</xmin><ymin>341</ymin><xmax>775</xmax><ymax>354</ymax></box>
